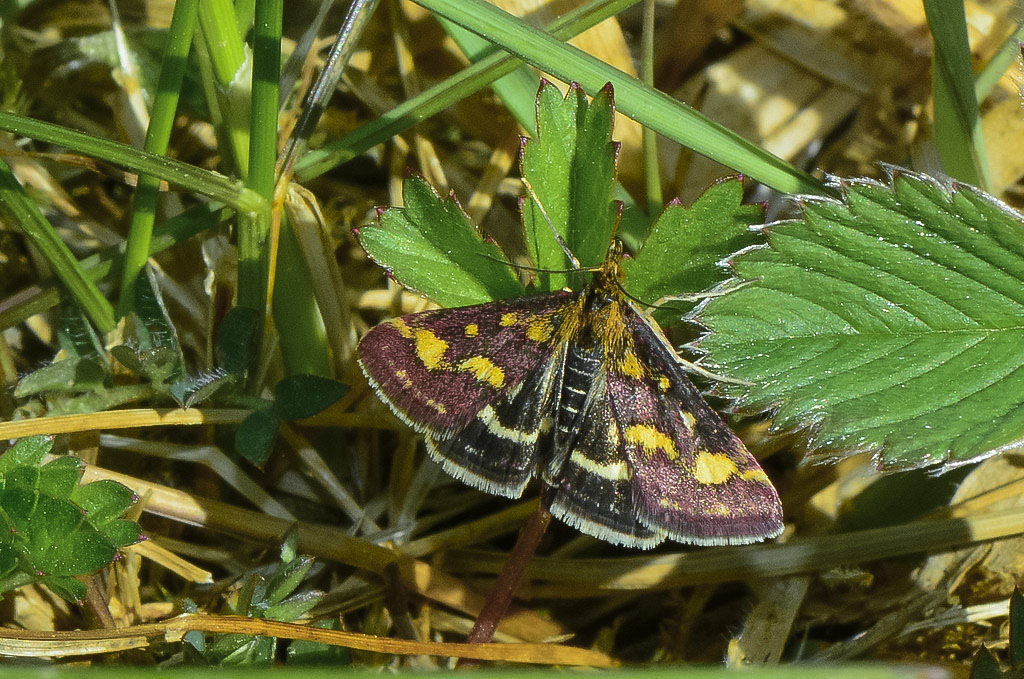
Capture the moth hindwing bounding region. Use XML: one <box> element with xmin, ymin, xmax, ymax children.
<box><xmin>358</xmin><ymin>252</ymin><xmax>783</xmax><ymax>548</ymax></box>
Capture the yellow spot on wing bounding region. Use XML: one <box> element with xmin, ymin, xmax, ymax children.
<box><xmin>619</xmin><ymin>351</ymin><xmax>645</xmax><ymax>379</ymax></box>
<box><xmin>413</xmin><ymin>329</ymin><xmax>449</xmax><ymax>369</ymax></box>
<box><xmin>658</xmin><ymin>376</ymin><xmax>671</xmax><ymax>392</ymax></box>
<box><xmin>693</xmin><ymin>451</ymin><xmax>738</xmax><ymax>485</ymax></box>
<box><xmin>679</xmin><ymin>410</ymin><xmax>696</xmax><ymax>431</ymax></box>
<box><xmin>392</xmin><ymin>318</ymin><xmax>413</xmax><ymax>338</ymax></box>
<box><xmin>464</xmin><ymin>324</ymin><xmax>478</xmax><ymax>337</ymax></box>
<box><xmin>624</xmin><ymin>425</ymin><xmax>678</xmax><ymax>460</ymax></box>
<box><xmin>458</xmin><ymin>356</ymin><xmax>505</xmax><ymax>388</ymax></box>
<box><xmin>740</xmin><ymin>468</ymin><xmax>770</xmax><ymax>483</ymax></box>
<box><xmin>526</xmin><ymin>317</ymin><xmax>553</xmax><ymax>342</ymax></box>
<box><xmin>500</xmin><ymin>312</ymin><xmax>518</xmax><ymax>326</ymax></box>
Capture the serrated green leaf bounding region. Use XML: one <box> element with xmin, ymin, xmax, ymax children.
<box><xmin>236</xmin><ymin>409</ymin><xmax>280</xmax><ymax>465</ymax></box>
<box><xmin>41</xmin><ymin>574</ymin><xmax>86</xmax><ymax>603</ymax></box>
<box><xmin>522</xmin><ymin>82</ymin><xmax>579</xmax><ymax>293</ymax></box>
<box><xmin>568</xmin><ymin>84</ymin><xmax>618</xmax><ymax>272</ymax></box>
<box><xmin>696</xmin><ymin>172</ymin><xmax>1024</xmax><ymax>470</ymax></box>
<box><xmin>357</xmin><ymin>175</ymin><xmax>524</xmax><ymax>307</ymax></box>
<box><xmin>274</xmin><ymin>375</ymin><xmax>347</xmax><ymax>421</ymax></box>
<box><xmin>0</xmin><ymin>437</ymin><xmax>53</xmax><ymax>474</ymax></box>
<box><xmin>38</xmin><ymin>456</ymin><xmax>85</xmax><ymax>499</ymax></box>
<box><xmin>521</xmin><ymin>81</ymin><xmax>617</xmax><ymax>291</ymax></box>
<box><xmin>71</xmin><ymin>480</ymin><xmax>137</xmax><ymax>527</ymax></box>
<box><xmin>623</xmin><ymin>177</ymin><xmax>763</xmax><ymax>312</ymax></box>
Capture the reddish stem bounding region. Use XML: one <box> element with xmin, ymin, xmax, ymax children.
<box><xmin>457</xmin><ymin>493</ymin><xmax>553</xmax><ymax>667</ymax></box>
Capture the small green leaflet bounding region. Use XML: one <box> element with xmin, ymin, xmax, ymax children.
<box><xmin>695</xmin><ymin>170</ymin><xmax>1024</xmax><ymax>470</ymax></box>
<box><xmin>358</xmin><ymin>82</ymin><xmax>762</xmax><ymax>310</ymax></box>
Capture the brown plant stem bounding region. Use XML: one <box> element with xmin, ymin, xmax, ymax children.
<box><xmin>458</xmin><ymin>492</ymin><xmax>553</xmax><ymax>667</ymax></box>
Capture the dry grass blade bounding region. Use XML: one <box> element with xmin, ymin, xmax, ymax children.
<box><xmin>0</xmin><ymin>614</ymin><xmax>614</xmax><ymax>666</ymax></box>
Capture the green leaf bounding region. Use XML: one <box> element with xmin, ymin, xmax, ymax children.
<box><xmin>923</xmin><ymin>0</ymin><xmax>989</xmax><ymax>188</ymax></box>
<box><xmin>286</xmin><ymin>618</ymin><xmax>350</xmax><ymax>666</ymax></box>
<box><xmin>56</xmin><ymin>302</ymin><xmax>106</xmax><ymax>362</ymax></box>
<box><xmin>0</xmin><ymin>487</ymin><xmax>38</xmax><ymax>529</ymax></box>
<box><xmin>265</xmin><ymin>555</ymin><xmax>315</xmax><ymax>605</ymax></box>
<box><xmin>110</xmin><ymin>345</ymin><xmax>145</xmax><ymax>375</ymax></box>
<box><xmin>0</xmin><ymin>437</ymin><xmax>53</xmax><ymax>474</ymax></box>
<box><xmin>696</xmin><ymin>171</ymin><xmax>1024</xmax><ymax>470</ymax></box>
<box><xmin>41</xmin><ymin>575</ymin><xmax>86</xmax><ymax>603</ymax></box>
<box><xmin>274</xmin><ymin>375</ymin><xmax>347</xmax><ymax>421</ymax></box>
<box><xmin>13</xmin><ymin>360</ymin><xmax>80</xmax><ymax>397</ymax></box>
<box><xmin>357</xmin><ymin>175</ymin><xmax>524</xmax><ymax>307</ymax></box>
<box><xmin>44</xmin><ymin>528</ymin><xmax>115</xmax><ymax>576</ymax></box>
<box><xmin>0</xmin><ymin>546</ymin><xmax>18</xmax><ymax>579</ymax></box>
<box><xmin>170</xmin><ymin>370</ymin><xmax>235</xmax><ymax>408</ymax></box>
<box><xmin>236</xmin><ymin>409</ymin><xmax>280</xmax><ymax>465</ymax></box>
<box><xmin>623</xmin><ymin>177</ymin><xmax>763</xmax><ymax>312</ymax></box>
<box><xmin>207</xmin><ymin>634</ymin><xmax>276</xmax><ymax>666</ymax></box>
<box><xmin>521</xmin><ymin>81</ymin><xmax>617</xmax><ymax>291</ymax></box>
<box><xmin>100</xmin><ymin>519</ymin><xmax>144</xmax><ymax>548</ymax></box>
<box><xmin>6</xmin><ymin>465</ymin><xmax>40</xmax><ymax>492</ymax></box>
<box><xmin>217</xmin><ymin>306</ymin><xmax>260</xmax><ymax>376</ymax></box>
<box><xmin>71</xmin><ymin>480</ymin><xmax>138</xmax><ymax>527</ymax></box>
<box><xmin>263</xmin><ymin>590</ymin><xmax>322</xmax><ymax>622</ymax></box>
<box><xmin>971</xmin><ymin>646</ymin><xmax>1003</xmax><ymax>679</ymax></box>
<box><xmin>29</xmin><ymin>494</ymin><xmax>85</xmax><ymax>543</ymax></box>
<box><xmin>129</xmin><ymin>267</ymin><xmax>186</xmax><ymax>384</ymax></box>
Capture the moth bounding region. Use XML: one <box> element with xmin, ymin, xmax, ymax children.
<box><xmin>357</xmin><ymin>244</ymin><xmax>783</xmax><ymax>548</ymax></box>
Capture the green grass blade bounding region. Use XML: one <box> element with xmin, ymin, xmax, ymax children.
<box><xmin>238</xmin><ymin>0</ymin><xmax>282</xmax><ymax>313</ymax></box>
<box><xmin>0</xmin><ymin>112</ymin><xmax>263</xmax><ymax>213</ymax></box>
<box><xmin>974</xmin><ymin>23</ymin><xmax>1024</xmax><ymax>102</ymax></box>
<box><xmin>119</xmin><ymin>0</ymin><xmax>200</xmax><ymax>316</ymax></box>
<box><xmin>410</xmin><ymin>0</ymin><xmax>826</xmax><ymax>196</ymax></box>
<box><xmin>923</xmin><ymin>0</ymin><xmax>990</xmax><ymax>188</ymax></box>
<box><xmin>0</xmin><ymin>159</ymin><xmax>115</xmax><ymax>332</ymax></box>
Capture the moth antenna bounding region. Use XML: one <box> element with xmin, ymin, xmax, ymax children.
<box><xmin>477</xmin><ymin>252</ymin><xmax>600</xmax><ymax>275</ymax></box>
<box><xmin>521</xmin><ymin>177</ymin><xmax>581</xmax><ymax>269</ymax></box>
